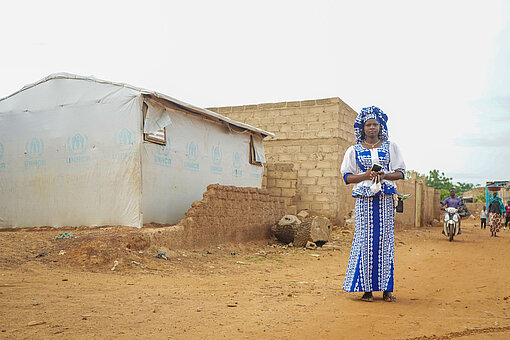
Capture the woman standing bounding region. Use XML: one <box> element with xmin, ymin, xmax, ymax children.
<box><xmin>341</xmin><ymin>106</ymin><xmax>406</xmax><ymax>302</ymax></box>
<box><xmin>487</xmin><ymin>192</ymin><xmax>504</xmax><ymax>237</ymax></box>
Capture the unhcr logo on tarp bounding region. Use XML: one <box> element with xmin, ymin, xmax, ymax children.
<box><xmin>232</xmin><ymin>152</ymin><xmax>242</xmax><ymax>177</ymax></box>
<box><xmin>184</xmin><ymin>141</ymin><xmax>199</xmax><ymax>171</ymax></box>
<box><xmin>210</xmin><ymin>145</ymin><xmax>223</xmax><ymax>174</ymax></box>
<box><xmin>0</xmin><ymin>142</ymin><xmax>5</xmax><ymax>169</ymax></box>
<box><xmin>24</xmin><ymin>138</ymin><xmax>46</xmax><ymax>168</ymax></box>
<box><xmin>154</xmin><ymin>137</ymin><xmax>172</xmax><ymax>167</ymax></box>
<box><xmin>113</xmin><ymin>128</ymin><xmax>138</xmax><ymax>160</ymax></box>
<box><xmin>68</xmin><ymin>133</ymin><xmax>88</xmax><ymax>155</ymax></box>
<box><xmin>25</xmin><ymin>138</ymin><xmax>44</xmax><ymax>158</ymax></box>
<box><xmin>115</xmin><ymin>128</ymin><xmax>136</xmax><ymax>149</ymax></box>
<box><xmin>66</xmin><ymin>133</ymin><xmax>90</xmax><ymax>164</ymax></box>
<box><xmin>158</xmin><ymin>138</ymin><xmax>171</xmax><ymax>156</ymax></box>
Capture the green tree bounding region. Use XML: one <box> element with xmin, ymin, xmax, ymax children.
<box><xmin>426</xmin><ymin>169</ymin><xmax>453</xmax><ymax>200</ymax></box>
<box><xmin>405</xmin><ymin>169</ymin><xmax>478</xmax><ymax>201</ymax></box>
<box><xmin>474</xmin><ymin>193</ymin><xmax>486</xmax><ymax>203</ymax></box>
<box><xmin>455</xmin><ymin>182</ymin><xmax>475</xmax><ymax>194</ymax></box>
<box><xmin>421</xmin><ymin>169</ymin><xmax>476</xmax><ymax>200</ymax></box>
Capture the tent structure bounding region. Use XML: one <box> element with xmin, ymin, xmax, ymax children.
<box><xmin>0</xmin><ymin>73</ymin><xmax>273</xmax><ymax>229</ymax></box>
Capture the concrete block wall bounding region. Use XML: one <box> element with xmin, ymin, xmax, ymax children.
<box><xmin>209</xmin><ymin>98</ymin><xmax>357</xmax><ymax>224</ymax></box>
<box><xmin>263</xmin><ymin>163</ymin><xmax>298</xmax><ymax>215</ymax></box>
<box><xmin>209</xmin><ymin>98</ymin><xmax>356</xmax><ymax>142</ymax></box>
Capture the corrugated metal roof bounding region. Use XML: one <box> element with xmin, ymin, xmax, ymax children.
<box><xmin>0</xmin><ymin>72</ymin><xmax>275</xmax><ymax>138</ymax></box>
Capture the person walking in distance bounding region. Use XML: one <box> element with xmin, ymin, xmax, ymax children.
<box><xmin>505</xmin><ymin>201</ymin><xmax>510</xmax><ymax>230</ymax></box>
<box><xmin>487</xmin><ymin>192</ymin><xmax>504</xmax><ymax>237</ymax></box>
<box><xmin>480</xmin><ymin>206</ymin><xmax>487</xmax><ymax>230</ymax></box>
<box><xmin>341</xmin><ymin>106</ymin><xmax>406</xmax><ymax>302</ymax></box>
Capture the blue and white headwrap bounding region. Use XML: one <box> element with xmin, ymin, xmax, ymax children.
<box><xmin>353</xmin><ymin>106</ymin><xmax>389</xmax><ymax>144</ymax></box>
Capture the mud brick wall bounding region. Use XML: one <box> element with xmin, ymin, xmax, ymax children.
<box><xmin>465</xmin><ymin>202</ymin><xmax>485</xmax><ymax>217</ymax></box>
<box><xmin>176</xmin><ymin>184</ymin><xmax>286</xmax><ymax>247</ymax></box>
<box><xmin>208</xmin><ymin>98</ymin><xmax>357</xmax><ymax>224</ymax></box>
<box><xmin>422</xmin><ymin>185</ymin><xmax>441</xmax><ymax>225</ymax></box>
<box><xmin>395</xmin><ymin>180</ymin><xmax>416</xmax><ymax>229</ymax></box>
<box><xmin>263</xmin><ymin>163</ymin><xmax>298</xmax><ymax>215</ymax></box>
<box><xmin>394</xmin><ymin>177</ymin><xmax>441</xmax><ymax>230</ymax></box>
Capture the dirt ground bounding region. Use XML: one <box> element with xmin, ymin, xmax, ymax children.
<box><xmin>1</xmin><ymin>219</ymin><xmax>510</xmax><ymax>340</ymax></box>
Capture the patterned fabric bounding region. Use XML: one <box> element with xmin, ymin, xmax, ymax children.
<box><xmin>343</xmin><ymin>194</ymin><xmax>395</xmax><ymax>292</ymax></box>
<box><xmin>354</xmin><ymin>106</ymin><xmax>389</xmax><ymax>144</ymax></box>
<box><xmin>350</xmin><ymin>141</ymin><xmax>403</xmax><ymax>197</ymax></box>
<box><xmin>489</xmin><ymin>212</ymin><xmax>501</xmax><ymax>233</ymax></box>
<box><xmin>505</xmin><ymin>205</ymin><xmax>510</xmax><ymax>217</ymax></box>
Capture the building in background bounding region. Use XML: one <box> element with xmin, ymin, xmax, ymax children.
<box><xmin>0</xmin><ymin>73</ymin><xmax>272</xmax><ymax>229</ymax></box>
<box><xmin>209</xmin><ymin>98</ymin><xmax>357</xmax><ymax>224</ymax></box>
<box><xmin>210</xmin><ymin>99</ymin><xmax>441</xmax><ymax>228</ymax></box>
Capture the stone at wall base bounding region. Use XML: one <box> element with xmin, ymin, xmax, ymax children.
<box><xmin>272</xmin><ymin>215</ymin><xmax>331</xmax><ymax>247</ymax></box>
<box><xmin>297</xmin><ymin>210</ymin><xmax>310</xmax><ymax>219</ymax></box>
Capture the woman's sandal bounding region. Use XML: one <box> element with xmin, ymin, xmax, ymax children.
<box><xmin>361</xmin><ymin>292</ymin><xmax>374</xmax><ymax>302</ymax></box>
<box><xmin>383</xmin><ymin>291</ymin><xmax>397</xmax><ymax>302</ymax></box>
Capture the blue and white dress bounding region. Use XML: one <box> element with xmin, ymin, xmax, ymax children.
<box><xmin>340</xmin><ymin>140</ymin><xmax>406</xmax><ymax>292</ymax></box>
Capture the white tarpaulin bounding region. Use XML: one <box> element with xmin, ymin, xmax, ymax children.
<box><xmin>141</xmin><ymin>106</ymin><xmax>265</xmax><ymax>225</ymax></box>
<box><xmin>0</xmin><ymin>73</ymin><xmax>272</xmax><ymax>229</ymax></box>
<box><xmin>0</xmin><ymin>77</ymin><xmax>143</xmax><ymax>228</ymax></box>
<box><xmin>252</xmin><ymin>134</ymin><xmax>266</xmax><ymax>163</ymax></box>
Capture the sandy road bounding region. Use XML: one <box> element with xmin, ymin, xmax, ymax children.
<box><xmin>0</xmin><ymin>223</ymin><xmax>509</xmax><ymax>339</ymax></box>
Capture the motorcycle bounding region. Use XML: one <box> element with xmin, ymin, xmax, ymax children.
<box><xmin>443</xmin><ymin>207</ymin><xmax>460</xmax><ymax>242</ymax></box>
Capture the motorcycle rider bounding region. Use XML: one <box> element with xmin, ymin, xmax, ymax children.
<box><xmin>441</xmin><ymin>188</ymin><xmax>462</xmax><ymax>235</ymax></box>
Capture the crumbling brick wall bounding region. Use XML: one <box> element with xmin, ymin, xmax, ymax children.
<box><xmin>176</xmin><ymin>184</ymin><xmax>287</xmax><ymax>247</ymax></box>
<box><xmin>208</xmin><ymin>97</ymin><xmax>357</xmax><ymax>224</ymax></box>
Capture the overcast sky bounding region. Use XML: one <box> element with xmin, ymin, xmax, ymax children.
<box><xmin>1</xmin><ymin>0</ymin><xmax>509</xmax><ymax>186</ymax></box>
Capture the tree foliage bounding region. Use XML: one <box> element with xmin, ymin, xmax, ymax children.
<box><xmin>408</xmin><ymin>169</ymin><xmax>477</xmax><ymax>201</ymax></box>
<box><xmin>474</xmin><ymin>193</ymin><xmax>486</xmax><ymax>203</ymax></box>
<box><xmin>455</xmin><ymin>182</ymin><xmax>475</xmax><ymax>194</ymax></box>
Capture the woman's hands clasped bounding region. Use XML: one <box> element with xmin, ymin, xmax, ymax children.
<box><xmin>364</xmin><ymin>169</ymin><xmax>385</xmax><ymax>182</ymax></box>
